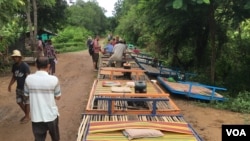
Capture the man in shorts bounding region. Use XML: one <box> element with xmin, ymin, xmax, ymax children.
<box><xmin>24</xmin><ymin>56</ymin><xmax>61</xmax><ymax>141</ymax></box>
<box><xmin>8</xmin><ymin>49</ymin><xmax>30</xmax><ymax>124</ymax></box>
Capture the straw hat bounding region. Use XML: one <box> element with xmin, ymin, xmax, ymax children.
<box><xmin>11</xmin><ymin>50</ymin><xmax>22</xmax><ymax>57</ymax></box>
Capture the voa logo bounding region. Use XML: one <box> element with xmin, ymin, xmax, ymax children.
<box><xmin>226</xmin><ymin>129</ymin><xmax>246</xmax><ymax>136</ymax></box>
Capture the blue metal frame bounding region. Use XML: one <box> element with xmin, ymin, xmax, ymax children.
<box><xmin>157</xmin><ymin>76</ymin><xmax>227</xmax><ymax>101</ymax></box>
<box><xmin>94</xmin><ymin>97</ymin><xmax>169</xmax><ymax>115</ymax></box>
<box><xmin>135</xmin><ymin>57</ymin><xmax>197</xmax><ymax>79</ymax></box>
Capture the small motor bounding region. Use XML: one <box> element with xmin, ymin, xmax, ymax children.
<box><xmin>134</xmin><ymin>81</ymin><xmax>147</xmax><ymax>93</ymax></box>
<box><xmin>123</xmin><ymin>63</ymin><xmax>131</xmax><ymax>79</ymax></box>
<box><xmin>128</xmin><ymin>81</ymin><xmax>148</xmax><ymax>108</ymax></box>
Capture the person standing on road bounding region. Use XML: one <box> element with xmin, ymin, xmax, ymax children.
<box><xmin>8</xmin><ymin>49</ymin><xmax>31</xmax><ymax>124</ymax></box>
<box><xmin>87</xmin><ymin>36</ymin><xmax>94</xmax><ymax>56</ymax></box>
<box><xmin>24</xmin><ymin>56</ymin><xmax>61</xmax><ymax>141</ymax></box>
<box><xmin>92</xmin><ymin>35</ymin><xmax>101</xmax><ymax>71</ymax></box>
<box><xmin>44</xmin><ymin>40</ymin><xmax>57</xmax><ymax>75</ymax></box>
<box><xmin>37</xmin><ymin>37</ymin><xmax>44</xmax><ymax>57</ymax></box>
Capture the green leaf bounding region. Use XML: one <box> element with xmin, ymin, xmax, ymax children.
<box><xmin>196</xmin><ymin>0</ymin><xmax>203</xmax><ymax>4</ymax></box>
<box><xmin>244</xmin><ymin>1</ymin><xmax>250</xmax><ymax>9</ymax></box>
<box><xmin>203</xmin><ymin>0</ymin><xmax>210</xmax><ymax>4</ymax></box>
<box><xmin>173</xmin><ymin>0</ymin><xmax>183</xmax><ymax>9</ymax></box>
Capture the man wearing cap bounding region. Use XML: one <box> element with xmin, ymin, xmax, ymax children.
<box><xmin>8</xmin><ymin>49</ymin><xmax>31</xmax><ymax>124</ymax></box>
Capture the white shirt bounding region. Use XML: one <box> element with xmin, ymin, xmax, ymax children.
<box><xmin>24</xmin><ymin>71</ymin><xmax>61</xmax><ymax>122</ymax></box>
<box><xmin>109</xmin><ymin>43</ymin><xmax>126</xmax><ymax>61</ymax></box>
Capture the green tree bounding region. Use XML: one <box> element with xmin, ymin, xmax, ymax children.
<box><xmin>37</xmin><ymin>0</ymin><xmax>68</xmax><ymax>31</ymax></box>
<box><xmin>66</xmin><ymin>0</ymin><xmax>107</xmax><ymax>35</ymax></box>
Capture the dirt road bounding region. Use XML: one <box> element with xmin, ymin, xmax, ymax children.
<box><xmin>0</xmin><ymin>50</ymin><xmax>249</xmax><ymax>141</ymax></box>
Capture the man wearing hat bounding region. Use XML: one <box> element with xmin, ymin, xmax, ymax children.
<box><xmin>8</xmin><ymin>49</ymin><xmax>31</xmax><ymax>124</ymax></box>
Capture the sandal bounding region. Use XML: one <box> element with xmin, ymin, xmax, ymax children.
<box><xmin>20</xmin><ymin>116</ymin><xmax>25</xmax><ymax>122</ymax></box>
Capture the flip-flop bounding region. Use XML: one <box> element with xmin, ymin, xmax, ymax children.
<box><xmin>20</xmin><ymin>116</ymin><xmax>25</xmax><ymax>122</ymax></box>
<box><xmin>20</xmin><ymin>118</ymin><xmax>30</xmax><ymax>124</ymax></box>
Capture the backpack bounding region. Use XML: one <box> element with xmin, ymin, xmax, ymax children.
<box><xmin>88</xmin><ymin>41</ymin><xmax>94</xmax><ymax>56</ymax></box>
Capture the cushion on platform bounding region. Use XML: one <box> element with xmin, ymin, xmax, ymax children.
<box><xmin>126</xmin><ymin>82</ymin><xmax>135</xmax><ymax>87</ymax></box>
<box><xmin>111</xmin><ymin>87</ymin><xmax>132</xmax><ymax>93</ymax></box>
<box><xmin>102</xmin><ymin>81</ymin><xmax>121</xmax><ymax>87</ymax></box>
<box><xmin>123</xmin><ymin>128</ymin><xmax>164</xmax><ymax>140</ymax></box>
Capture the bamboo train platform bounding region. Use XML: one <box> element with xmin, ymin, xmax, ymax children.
<box><xmin>139</xmin><ymin>63</ymin><xmax>178</xmax><ymax>77</ymax></box>
<box><xmin>98</xmin><ymin>54</ymin><xmax>143</xmax><ymax>80</ymax></box>
<box><xmin>98</xmin><ymin>67</ymin><xmax>147</xmax><ymax>80</ymax></box>
<box><xmin>134</xmin><ymin>57</ymin><xmax>179</xmax><ymax>78</ymax></box>
<box><xmin>85</xmin><ymin>79</ymin><xmax>180</xmax><ymax>115</ymax></box>
<box><xmin>77</xmin><ymin>51</ymin><xmax>203</xmax><ymax>141</ymax></box>
<box><xmin>77</xmin><ymin>114</ymin><xmax>203</xmax><ymax>141</ymax></box>
<box><xmin>99</xmin><ymin>53</ymin><xmax>140</xmax><ymax>68</ymax></box>
<box><xmin>157</xmin><ymin>76</ymin><xmax>227</xmax><ymax>101</ymax></box>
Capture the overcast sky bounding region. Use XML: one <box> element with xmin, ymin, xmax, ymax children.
<box><xmin>96</xmin><ymin>0</ymin><xmax>117</xmax><ymax>17</ymax></box>
<box><xmin>68</xmin><ymin>0</ymin><xmax>117</xmax><ymax>17</ymax></box>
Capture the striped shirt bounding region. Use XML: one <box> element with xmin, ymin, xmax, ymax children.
<box><xmin>24</xmin><ymin>71</ymin><xmax>61</xmax><ymax>122</ymax></box>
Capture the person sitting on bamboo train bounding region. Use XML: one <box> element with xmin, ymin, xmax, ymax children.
<box><xmin>103</xmin><ymin>40</ymin><xmax>114</xmax><ymax>56</ymax></box>
<box><xmin>107</xmin><ymin>39</ymin><xmax>127</xmax><ymax>67</ymax></box>
<box><xmin>133</xmin><ymin>47</ymin><xmax>140</xmax><ymax>54</ymax></box>
<box><xmin>111</xmin><ymin>38</ymin><xmax>116</xmax><ymax>46</ymax></box>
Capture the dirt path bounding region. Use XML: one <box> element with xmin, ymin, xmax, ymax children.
<box><xmin>0</xmin><ymin>49</ymin><xmax>249</xmax><ymax>141</ymax></box>
<box><xmin>0</xmin><ymin>50</ymin><xmax>96</xmax><ymax>141</ymax></box>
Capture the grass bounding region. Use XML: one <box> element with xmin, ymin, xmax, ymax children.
<box><xmin>56</xmin><ymin>45</ymin><xmax>87</xmax><ymax>53</ymax></box>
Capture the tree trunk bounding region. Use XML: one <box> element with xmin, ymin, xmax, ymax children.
<box><xmin>33</xmin><ymin>0</ymin><xmax>38</xmax><ymax>41</ymax></box>
<box><xmin>209</xmin><ymin>0</ymin><xmax>216</xmax><ymax>84</ymax></box>
<box><xmin>26</xmin><ymin>0</ymin><xmax>34</xmax><ymax>51</ymax></box>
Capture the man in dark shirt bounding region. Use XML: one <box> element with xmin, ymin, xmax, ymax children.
<box><xmin>8</xmin><ymin>49</ymin><xmax>31</xmax><ymax>124</ymax></box>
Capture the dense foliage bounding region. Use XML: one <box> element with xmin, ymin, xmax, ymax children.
<box><xmin>113</xmin><ymin>0</ymin><xmax>250</xmax><ymax>96</ymax></box>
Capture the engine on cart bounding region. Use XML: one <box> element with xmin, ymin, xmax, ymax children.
<box><xmin>128</xmin><ymin>81</ymin><xmax>148</xmax><ymax>109</ymax></box>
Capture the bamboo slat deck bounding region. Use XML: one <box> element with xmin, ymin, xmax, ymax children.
<box><xmin>100</xmin><ymin>60</ymin><xmax>139</xmax><ymax>68</ymax></box>
<box><xmin>157</xmin><ymin>76</ymin><xmax>227</xmax><ymax>101</ymax></box>
<box><xmin>98</xmin><ymin>67</ymin><xmax>147</xmax><ymax>80</ymax></box>
<box><xmin>77</xmin><ymin>115</ymin><xmax>203</xmax><ymax>141</ymax></box>
<box><xmin>85</xmin><ymin>79</ymin><xmax>180</xmax><ymax>115</ymax></box>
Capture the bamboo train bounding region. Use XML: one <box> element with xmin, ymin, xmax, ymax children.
<box><xmin>76</xmin><ymin>52</ymin><xmax>203</xmax><ymax>141</ymax></box>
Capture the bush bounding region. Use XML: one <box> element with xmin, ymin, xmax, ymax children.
<box><xmin>52</xmin><ymin>26</ymin><xmax>92</xmax><ymax>53</ymax></box>
<box><xmin>230</xmin><ymin>91</ymin><xmax>250</xmax><ymax>113</ymax></box>
<box><xmin>201</xmin><ymin>91</ymin><xmax>250</xmax><ymax>114</ymax></box>
<box><xmin>54</xmin><ymin>42</ymin><xmax>87</xmax><ymax>53</ymax></box>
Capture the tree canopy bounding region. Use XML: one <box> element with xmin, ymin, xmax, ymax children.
<box><xmin>113</xmin><ymin>0</ymin><xmax>250</xmax><ymax>95</ymax></box>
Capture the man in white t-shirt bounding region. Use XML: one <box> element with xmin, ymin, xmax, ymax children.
<box><xmin>24</xmin><ymin>56</ymin><xmax>61</xmax><ymax>141</ymax></box>
<box><xmin>107</xmin><ymin>40</ymin><xmax>127</xmax><ymax>67</ymax></box>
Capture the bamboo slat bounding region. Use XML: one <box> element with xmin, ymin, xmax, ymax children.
<box><xmin>85</xmin><ymin>79</ymin><xmax>180</xmax><ymax>115</ymax></box>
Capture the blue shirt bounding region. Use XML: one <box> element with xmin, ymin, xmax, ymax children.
<box><xmin>105</xmin><ymin>44</ymin><xmax>113</xmax><ymax>53</ymax></box>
